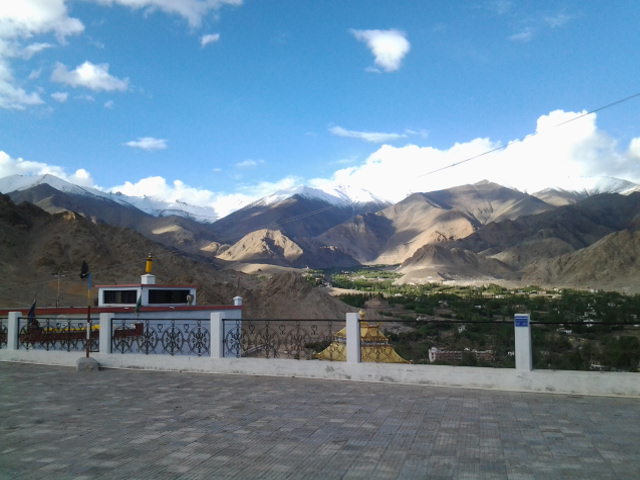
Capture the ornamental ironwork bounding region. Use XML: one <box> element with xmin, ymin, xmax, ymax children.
<box><xmin>17</xmin><ymin>317</ymin><xmax>98</xmax><ymax>352</ymax></box>
<box><xmin>223</xmin><ymin>319</ymin><xmax>342</xmax><ymax>360</ymax></box>
<box><xmin>111</xmin><ymin>318</ymin><xmax>210</xmax><ymax>356</ymax></box>
<box><xmin>0</xmin><ymin>318</ymin><xmax>7</xmax><ymax>349</ymax></box>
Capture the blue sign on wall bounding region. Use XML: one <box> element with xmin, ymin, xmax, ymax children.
<box><xmin>514</xmin><ymin>314</ymin><xmax>530</xmax><ymax>327</ymax></box>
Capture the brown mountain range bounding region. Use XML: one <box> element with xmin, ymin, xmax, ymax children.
<box><xmin>0</xmin><ymin>194</ymin><xmax>350</xmax><ymax>318</ymax></box>
<box><xmin>318</xmin><ymin>181</ymin><xmax>552</xmax><ymax>265</ymax></box>
<box><xmin>4</xmin><ymin>175</ymin><xmax>640</xmax><ymax>293</ymax></box>
<box><xmin>522</xmin><ymin>229</ymin><xmax>640</xmax><ymax>292</ymax></box>
<box><xmin>399</xmin><ymin>192</ymin><xmax>640</xmax><ymax>291</ymax></box>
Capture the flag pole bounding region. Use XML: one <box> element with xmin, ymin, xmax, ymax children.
<box><xmin>85</xmin><ymin>272</ymin><xmax>92</xmax><ymax>358</ymax></box>
<box><xmin>80</xmin><ymin>261</ymin><xmax>91</xmax><ymax>358</ymax></box>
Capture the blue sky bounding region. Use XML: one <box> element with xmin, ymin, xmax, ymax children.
<box><xmin>1</xmin><ymin>1</ymin><xmax>640</xmax><ymax>217</ymax></box>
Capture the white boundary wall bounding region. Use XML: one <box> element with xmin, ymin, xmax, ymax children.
<box><xmin>1</xmin><ymin>348</ymin><xmax>639</xmax><ymax>398</ymax></box>
<box><xmin>2</xmin><ymin>312</ymin><xmax>639</xmax><ymax>398</ymax></box>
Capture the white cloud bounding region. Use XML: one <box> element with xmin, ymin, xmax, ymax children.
<box><xmin>124</xmin><ymin>137</ymin><xmax>167</xmax><ymax>151</ymax></box>
<box><xmin>0</xmin><ymin>0</ymin><xmax>84</xmax><ymax>109</ymax></box>
<box><xmin>210</xmin><ymin>193</ymin><xmax>254</xmax><ymax>217</ymax></box>
<box><xmin>0</xmin><ymin>150</ymin><xmax>93</xmax><ymax>186</ymax></box>
<box><xmin>351</xmin><ymin>29</ymin><xmax>410</xmax><ymax>72</ymax></box>
<box><xmin>0</xmin><ymin>150</ymin><xmax>248</xmax><ymax>218</ymax></box>
<box><xmin>51</xmin><ymin>91</ymin><xmax>68</xmax><ymax>102</ymax></box>
<box><xmin>404</xmin><ymin>128</ymin><xmax>429</xmax><ymax>139</ymax></box>
<box><xmin>110</xmin><ymin>176</ymin><xmax>208</xmax><ymax>202</ymax></box>
<box><xmin>93</xmin><ymin>0</ymin><xmax>243</xmax><ymax>28</ymax></box>
<box><xmin>212</xmin><ymin>177</ymin><xmax>299</xmax><ymax>217</ymax></box>
<box><xmin>0</xmin><ymin>0</ymin><xmax>242</xmax><ymax>110</ymax></box>
<box><xmin>51</xmin><ymin>61</ymin><xmax>129</xmax><ymax>91</ymax></box>
<box><xmin>330</xmin><ymin>126</ymin><xmax>408</xmax><ymax>144</ymax></box>
<box><xmin>509</xmin><ymin>29</ymin><xmax>533</xmax><ymax>42</ymax></box>
<box><xmin>238</xmin><ymin>176</ymin><xmax>299</xmax><ymax>197</ymax></box>
<box><xmin>0</xmin><ymin>148</ymin><xmax>285</xmax><ymax>218</ymax></box>
<box><xmin>629</xmin><ymin>138</ymin><xmax>640</xmax><ymax>159</ymax></box>
<box><xmin>210</xmin><ymin>176</ymin><xmax>300</xmax><ymax>217</ymax></box>
<box><xmin>107</xmin><ymin>174</ymin><xmax>298</xmax><ymax>218</ymax></box>
<box><xmin>318</xmin><ymin>110</ymin><xmax>640</xmax><ymax>202</ymax></box>
<box><xmin>104</xmin><ymin>99</ymin><xmax>114</xmax><ymax>108</ymax></box>
<box><xmin>21</xmin><ymin>42</ymin><xmax>53</xmax><ymax>59</ymax></box>
<box><xmin>4</xmin><ymin>109</ymin><xmax>639</xmax><ymax>221</ymax></box>
<box><xmin>235</xmin><ymin>159</ymin><xmax>263</xmax><ymax>168</ymax></box>
<box><xmin>507</xmin><ymin>9</ymin><xmax>573</xmax><ymax>43</ymax></box>
<box><xmin>69</xmin><ymin>168</ymin><xmax>94</xmax><ymax>186</ymax></box>
<box><xmin>0</xmin><ymin>60</ymin><xmax>44</xmax><ymax>109</ymax></box>
<box><xmin>0</xmin><ymin>1</ymin><xmax>84</xmax><ymax>40</ymax></box>
<box><xmin>545</xmin><ymin>12</ymin><xmax>572</xmax><ymax>28</ymax></box>
<box><xmin>201</xmin><ymin>33</ymin><xmax>220</xmax><ymax>47</ymax></box>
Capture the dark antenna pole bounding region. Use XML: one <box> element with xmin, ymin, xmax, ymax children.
<box><xmin>80</xmin><ymin>261</ymin><xmax>91</xmax><ymax>358</ymax></box>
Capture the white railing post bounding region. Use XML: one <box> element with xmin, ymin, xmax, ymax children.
<box><xmin>99</xmin><ymin>313</ymin><xmax>114</xmax><ymax>354</ymax></box>
<box><xmin>7</xmin><ymin>311</ymin><xmax>20</xmax><ymax>350</ymax></box>
<box><xmin>346</xmin><ymin>312</ymin><xmax>360</xmax><ymax>363</ymax></box>
<box><xmin>514</xmin><ymin>313</ymin><xmax>532</xmax><ymax>371</ymax></box>
<box><xmin>210</xmin><ymin>312</ymin><xmax>224</xmax><ymax>358</ymax></box>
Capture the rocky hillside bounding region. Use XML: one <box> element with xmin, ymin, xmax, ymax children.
<box><xmin>216</xmin><ymin>229</ymin><xmax>304</xmax><ymax>265</ymax></box>
<box><xmin>421</xmin><ymin>180</ymin><xmax>552</xmax><ymax>224</ymax></box>
<box><xmin>522</xmin><ymin>229</ymin><xmax>640</xmax><ymax>292</ymax></box>
<box><xmin>398</xmin><ymin>245</ymin><xmax>516</xmax><ymax>283</ymax></box>
<box><xmin>454</xmin><ymin>192</ymin><xmax>640</xmax><ymax>267</ymax></box>
<box><xmin>398</xmin><ymin>192</ymin><xmax>640</xmax><ymax>292</ymax></box>
<box><xmin>216</xmin><ymin>229</ymin><xmax>358</xmax><ymax>269</ymax></box>
<box><xmin>7</xmin><ymin>182</ymin><xmax>222</xmax><ymax>256</ymax></box>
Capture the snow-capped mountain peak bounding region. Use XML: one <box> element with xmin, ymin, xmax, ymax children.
<box><xmin>0</xmin><ymin>174</ymin><xmax>96</xmax><ymax>196</ymax></box>
<box><xmin>119</xmin><ymin>195</ymin><xmax>218</xmax><ymax>222</ymax></box>
<box><xmin>254</xmin><ymin>184</ymin><xmax>387</xmax><ymax>208</ymax></box>
<box><xmin>0</xmin><ymin>174</ymin><xmax>219</xmax><ymax>223</ymax></box>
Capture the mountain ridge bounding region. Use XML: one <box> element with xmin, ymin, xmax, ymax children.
<box><xmin>2</xmin><ymin>173</ymin><xmax>640</xmax><ymax>292</ymax></box>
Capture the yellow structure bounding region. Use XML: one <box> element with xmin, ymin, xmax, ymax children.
<box><xmin>314</xmin><ymin>321</ymin><xmax>410</xmax><ymax>363</ymax></box>
<box><xmin>145</xmin><ymin>254</ymin><xmax>153</xmax><ymax>274</ymax></box>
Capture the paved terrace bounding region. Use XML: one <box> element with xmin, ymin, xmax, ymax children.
<box><xmin>1</xmin><ymin>362</ymin><xmax>639</xmax><ymax>480</ymax></box>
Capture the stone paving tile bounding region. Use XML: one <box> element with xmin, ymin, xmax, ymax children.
<box><xmin>1</xmin><ymin>362</ymin><xmax>640</xmax><ymax>479</ymax></box>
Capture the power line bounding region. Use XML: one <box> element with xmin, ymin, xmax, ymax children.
<box><xmin>554</xmin><ymin>92</ymin><xmax>640</xmax><ymax>127</ymax></box>
<box><xmin>259</xmin><ymin>91</ymin><xmax>640</xmax><ymax>229</ymax></box>
<box><xmin>418</xmin><ymin>91</ymin><xmax>640</xmax><ymax>178</ymax></box>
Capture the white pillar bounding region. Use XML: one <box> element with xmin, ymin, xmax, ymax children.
<box><xmin>99</xmin><ymin>313</ymin><xmax>114</xmax><ymax>354</ymax></box>
<box><xmin>7</xmin><ymin>311</ymin><xmax>20</xmax><ymax>351</ymax></box>
<box><xmin>514</xmin><ymin>313</ymin><xmax>532</xmax><ymax>371</ymax></box>
<box><xmin>210</xmin><ymin>312</ymin><xmax>224</xmax><ymax>358</ymax></box>
<box><xmin>346</xmin><ymin>312</ymin><xmax>360</xmax><ymax>363</ymax></box>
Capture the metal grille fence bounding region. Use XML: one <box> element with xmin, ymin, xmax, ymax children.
<box><xmin>17</xmin><ymin>317</ymin><xmax>98</xmax><ymax>352</ymax></box>
<box><xmin>0</xmin><ymin>318</ymin><xmax>7</xmax><ymax>349</ymax></box>
<box><xmin>367</xmin><ymin>319</ymin><xmax>515</xmax><ymax>367</ymax></box>
<box><xmin>531</xmin><ymin>321</ymin><xmax>640</xmax><ymax>372</ymax></box>
<box><xmin>111</xmin><ymin>318</ymin><xmax>210</xmax><ymax>356</ymax></box>
<box><xmin>223</xmin><ymin>319</ymin><xmax>343</xmax><ymax>360</ymax></box>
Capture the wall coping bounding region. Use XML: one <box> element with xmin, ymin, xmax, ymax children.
<box><xmin>1</xmin><ymin>349</ymin><xmax>638</xmax><ymax>399</ymax></box>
